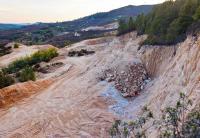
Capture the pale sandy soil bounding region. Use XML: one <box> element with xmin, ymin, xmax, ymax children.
<box><xmin>0</xmin><ymin>44</ymin><xmax>56</xmax><ymax>68</ymax></box>
<box><xmin>0</xmin><ymin>32</ymin><xmax>199</xmax><ymax>138</ymax></box>
<box><xmin>81</xmin><ymin>22</ymin><xmax>118</xmax><ymax>31</ymax></box>
<box><xmin>0</xmin><ymin>33</ymin><xmax>144</xmax><ymax>138</ymax></box>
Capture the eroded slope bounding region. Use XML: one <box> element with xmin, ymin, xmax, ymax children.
<box><xmin>0</xmin><ymin>33</ymin><xmax>199</xmax><ymax>138</ymax></box>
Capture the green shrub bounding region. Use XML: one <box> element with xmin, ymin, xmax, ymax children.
<box><xmin>109</xmin><ymin>92</ymin><xmax>200</xmax><ymax>138</ymax></box>
<box><xmin>0</xmin><ymin>71</ymin><xmax>15</xmax><ymax>88</ymax></box>
<box><xmin>160</xmin><ymin>93</ymin><xmax>198</xmax><ymax>138</ymax></box>
<box><xmin>4</xmin><ymin>56</ymin><xmax>31</xmax><ymax>74</ymax></box>
<box><xmin>182</xmin><ymin>108</ymin><xmax>200</xmax><ymax>137</ymax></box>
<box><xmin>18</xmin><ymin>67</ymin><xmax>36</xmax><ymax>82</ymax></box>
<box><xmin>109</xmin><ymin>106</ymin><xmax>153</xmax><ymax>138</ymax></box>
<box><xmin>14</xmin><ymin>43</ymin><xmax>19</xmax><ymax>48</ymax></box>
<box><xmin>4</xmin><ymin>48</ymin><xmax>58</xmax><ymax>74</ymax></box>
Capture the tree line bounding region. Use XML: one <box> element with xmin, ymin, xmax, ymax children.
<box><xmin>118</xmin><ymin>0</ymin><xmax>200</xmax><ymax>45</ymax></box>
<box><xmin>117</xmin><ymin>17</ymin><xmax>135</xmax><ymax>36</ymax></box>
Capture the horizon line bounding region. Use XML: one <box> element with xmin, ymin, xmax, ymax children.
<box><xmin>0</xmin><ymin>4</ymin><xmax>156</xmax><ymax>24</ymax></box>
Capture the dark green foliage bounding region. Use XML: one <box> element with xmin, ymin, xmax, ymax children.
<box><xmin>109</xmin><ymin>106</ymin><xmax>153</xmax><ymax>138</ymax></box>
<box><xmin>109</xmin><ymin>92</ymin><xmax>200</xmax><ymax>138</ymax></box>
<box><xmin>148</xmin><ymin>111</ymin><xmax>153</xmax><ymax>118</ymax></box>
<box><xmin>0</xmin><ymin>71</ymin><xmax>15</xmax><ymax>88</ymax></box>
<box><xmin>0</xmin><ymin>48</ymin><xmax>58</xmax><ymax>88</ymax></box>
<box><xmin>18</xmin><ymin>67</ymin><xmax>36</xmax><ymax>82</ymax></box>
<box><xmin>109</xmin><ymin>120</ymin><xmax>121</xmax><ymax>137</ymax></box>
<box><xmin>128</xmin><ymin>17</ymin><xmax>135</xmax><ymax>31</ymax></box>
<box><xmin>3</xmin><ymin>48</ymin><xmax>58</xmax><ymax>74</ymax></box>
<box><xmin>194</xmin><ymin>6</ymin><xmax>200</xmax><ymax>20</ymax></box>
<box><xmin>135</xmin><ymin>13</ymin><xmax>146</xmax><ymax>35</ymax></box>
<box><xmin>180</xmin><ymin>0</ymin><xmax>199</xmax><ymax>16</ymax></box>
<box><xmin>182</xmin><ymin>108</ymin><xmax>200</xmax><ymax>137</ymax></box>
<box><xmin>126</xmin><ymin>0</ymin><xmax>200</xmax><ymax>45</ymax></box>
<box><xmin>4</xmin><ymin>57</ymin><xmax>31</xmax><ymax>74</ymax></box>
<box><xmin>166</xmin><ymin>16</ymin><xmax>194</xmax><ymax>44</ymax></box>
<box><xmin>118</xmin><ymin>19</ymin><xmax>129</xmax><ymax>35</ymax></box>
<box><xmin>161</xmin><ymin>92</ymin><xmax>200</xmax><ymax>138</ymax></box>
<box><xmin>117</xmin><ymin>17</ymin><xmax>136</xmax><ymax>35</ymax></box>
<box><xmin>31</xmin><ymin>48</ymin><xmax>58</xmax><ymax>63</ymax></box>
<box><xmin>14</xmin><ymin>43</ymin><xmax>19</xmax><ymax>48</ymax></box>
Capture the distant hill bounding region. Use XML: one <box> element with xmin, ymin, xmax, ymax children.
<box><xmin>0</xmin><ymin>5</ymin><xmax>154</xmax><ymax>47</ymax></box>
<box><xmin>63</xmin><ymin>5</ymin><xmax>154</xmax><ymax>30</ymax></box>
<box><xmin>0</xmin><ymin>24</ymin><xmax>26</xmax><ymax>30</ymax></box>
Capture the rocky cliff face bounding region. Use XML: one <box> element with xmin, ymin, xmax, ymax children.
<box><xmin>140</xmin><ymin>35</ymin><xmax>200</xmax><ymax>112</ymax></box>
<box><xmin>138</xmin><ymin>35</ymin><xmax>200</xmax><ymax>137</ymax></box>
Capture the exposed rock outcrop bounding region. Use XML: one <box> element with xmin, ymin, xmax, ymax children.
<box><xmin>136</xmin><ymin>35</ymin><xmax>200</xmax><ymax>137</ymax></box>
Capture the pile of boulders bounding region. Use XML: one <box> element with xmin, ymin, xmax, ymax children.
<box><xmin>68</xmin><ymin>49</ymin><xmax>95</xmax><ymax>57</ymax></box>
<box><xmin>100</xmin><ymin>63</ymin><xmax>149</xmax><ymax>97</ymax></box>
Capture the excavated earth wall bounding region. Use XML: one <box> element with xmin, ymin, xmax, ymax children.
<box><xmin>0</xmin><ymin>33</ymin><xmax>199</xmax><ymax>137</ymax></box>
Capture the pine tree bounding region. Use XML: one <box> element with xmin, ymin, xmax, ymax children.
<box><xmin>128</xmin><ymin>17</ymin><xmax>135</xmax><ymax>31</ymax></box>
<box><xmin>117</xmin><ymin>19</ymin><xmax>128</xmax><ymax>35</ymax></box>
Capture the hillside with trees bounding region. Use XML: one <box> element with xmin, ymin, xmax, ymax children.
<box><xmin>0</xmin><ymin>5</ymin><xmax>153</xmax><ymax>48</ymax></box>
<box><xmin>118</xmin><ymin>0</ymin><xmax>200</xmax><ymax>45</ymax></box>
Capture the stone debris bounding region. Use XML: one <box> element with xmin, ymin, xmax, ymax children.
<box><xmin>101</xmin><ymin>63</ymin><xmax>148</xmax><ymax>97</ymax></box>
<box><xmin>68</xmin><ymin>49</ymin><xmax>95</xmax><ymax>57</ymax></box>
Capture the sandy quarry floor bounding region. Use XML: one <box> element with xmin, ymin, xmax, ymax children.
<box><xmin>0</xmin><ymin>33</ymin><xmax>148</xmax><ymax>138</ymax></box>
<box><xmin>0</xmin><ymin>33</ymin><xmax>199</xmax><ymax>138</ymax></box>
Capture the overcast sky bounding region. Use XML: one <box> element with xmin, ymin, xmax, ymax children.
<box><xmin>0</xmin><ymin>0</ymin><xmax>165</xmax><ymax>23</ymax></box>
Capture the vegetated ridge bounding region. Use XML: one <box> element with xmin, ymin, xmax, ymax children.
<box><xmin>118</xmin><ymin>0</ymin><xmax>200</xmax><ymax>45</ymax></box>
<box><xmin>0</xmin><ymin>5</ymin><xmax>153</xmax><ymax>47</ymax></box>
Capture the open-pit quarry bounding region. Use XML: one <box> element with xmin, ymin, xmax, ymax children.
<box><xmin>0</xmin><ymin>32</ymin><xmax>199</xmax><ymax>138</ymax></box>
